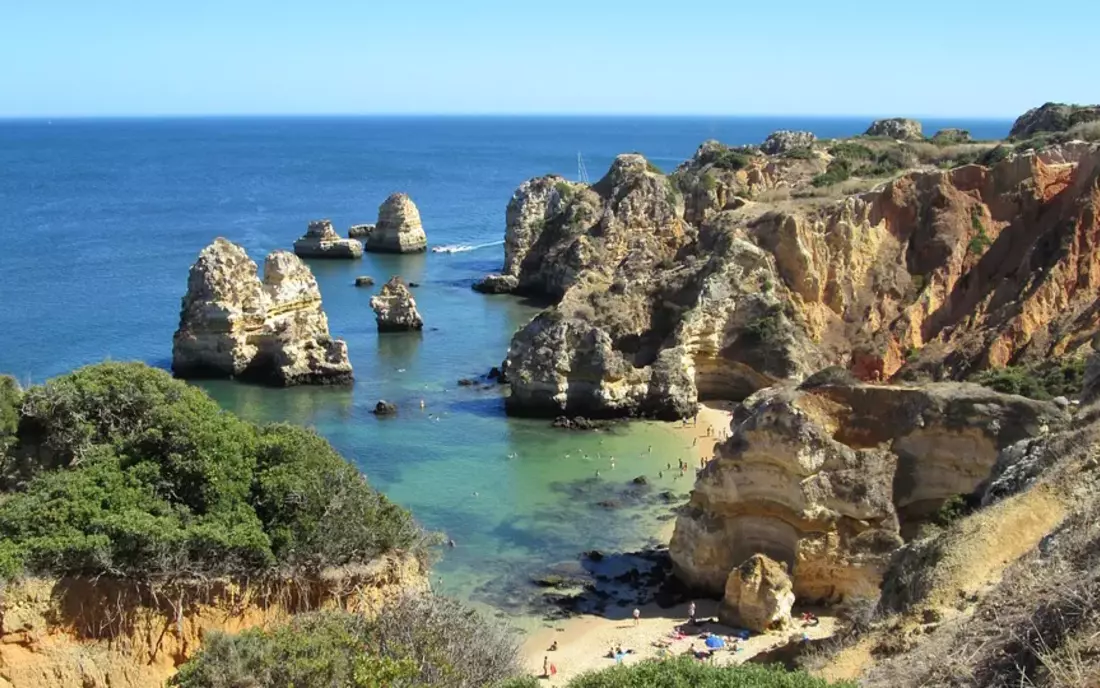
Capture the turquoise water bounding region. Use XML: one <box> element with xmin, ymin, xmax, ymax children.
<box><xmin>0</xmin><ymin>116</ymin><xmax>1012</xmax><ymax>618</ymax></box>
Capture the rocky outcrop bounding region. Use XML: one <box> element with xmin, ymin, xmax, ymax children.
<box><xmin>1009</xmin><ymin>102</ymin><xmax>1100</xmax><ymax>139</ymax></box>
<box><xmin>0</xmin><ymin>555</ymin><xmax>427</xmax><ymax>688</ymax></box>
<box><xmin>369</xmin><ymin>276</ymin><xmax>424</xmax><ymax>331</ymax></box>
<box><xmin>348</xmin><ymin>223</ymin><xmax>375</xmax><ymax>238</ymax></box>
<box><xmin>473</xmin><ymin>273</ymin><xmax>519</xmax><ymax>294</ymax></box>
<box><xmin>719</xmin><ymin>554</ymin><xmax>795</xmax><ymax>632</ymax></box>
<box><xmin>365</xmin><ymin>193</ymin><xmax>427</xmax><ymax>253</ymax></box>
<box><xmin>930</xmin><ymin>128</ymin><xmax>971</xmax><ymax>144</ymax></box>
<box><xmin>864</xmin><ymin>118</ymin><xmax>923</xmax><ymax>140</ymax></box>
<box><xmin>354</xmin><ymin>275</ymin><xmax>374</xmax><ymax>287</ymax></box>
<box><xmin>172</xmin><ymin>238</ymin><xmax>353</xmax><ymax>386</ymax></box>
<box><xmin>498</xmin><ymin>141</ymin><xmax>1100</xmax><ymax>419</ymax></box>
<box><xmin>761</xmin><ymin>130</ymin><xmax>816</xmax><ymax>155</ymax></box>
<box><xmin>669</xmin><ymin>381</ymin><xmax>1064</xmax><ymax>603</ymax></box>
<box><xmin>293</xmin><ymin>219</ymin><xmax>364</xmax><ymax>259</ymax></box>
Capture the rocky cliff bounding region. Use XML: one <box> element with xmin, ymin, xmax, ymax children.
<box><xmin>495</xmin><ymin>140</ymin><xmax>1100</xmax><ymax>419</ymax></box>
<box><xmin>292</xmin><ymin>219</ymin><xmax>363</xmax><ymax>259</ymax></box>
<box><xmin>172</xmin><ymin>238</ymin><xmax>353</xmax><ymax>385</ymax></box>
<box><xmin>0</xmin><ymin>555</ymin><xmax>427</xmax><ymax>688</ymax></box>
<box><xmin>669</xmin><ymin>380</ymin><xmax>1064</xmax><ymax>606</ymax></box>
<box><xmin>366</xmin><ymin>193</ymin><xmax>427</xmax><ymax>253</ymax></box>
<box><xmin>1009</xmin><ymin>101</ymin><xmax>1100</xmax><ymax>139</ymax></box>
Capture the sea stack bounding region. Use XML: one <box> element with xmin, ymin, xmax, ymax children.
<box><xmin>172</xmin><ymin>238</ymin><xmax>353</xmax><ymax>385</ymax></box>
<box><xmin>369</xmin><ymin>276</ymin><xmax>424</xmax><ymax>331</ymax></box>
<box><xmin>293</xmin><ymin>219</ymin><xmax>363</xmax><ymax>259</ymax></box>
<box><xmin>365</xmin><ymin>193</ymin><xmax>428</xmax><ymax>253</ymax></box>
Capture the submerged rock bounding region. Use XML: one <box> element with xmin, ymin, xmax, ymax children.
<box><xmin>720</xmin><ymin>554</ymin><xmax>794</xmax><ymax>632</ymax></box>
<box><xmin>372</xmin><ymin>400</ymin><xmax>397</xmax><ymax>416</ymax></box>
<box><xmin>172</xmin><ymin>238</ymin><xmax>353</xmax><ymax>386</ymax></box>
<box><xmin>293</xmin><ymin>219</ymin><xmax>363</xmax><ymax>259</ymax></box>
<box><xmin>369</xmin><ymin>276</ymin><xmax>424</xmax><ymax>331</ymax></box>
<box><xmin>365</xmin><ymin>193</ymin><xmax>427</xmax><ymax>253</ymax></box>
<box><xmin>864</xmin><ymin>117</ymin><xmax>924</xmax><ymax>140</ymax></box>
<box><xmin>354</xmin><ymin>275</ymin><xmax>375</xmax><ymax>287</ymax></box>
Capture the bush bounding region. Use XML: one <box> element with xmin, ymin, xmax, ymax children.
<box><xmin>173</xmin><ymin>595</ymin><xmax>525</xmax><ymax>688</ymax></box>
<box><xmin>554</xmin><ymin>181</ymin><xmax>575</xmax><ymax>200</ymax></box>
<box><xmin>828</xmin><ymin>142</ymin><xmax>875</xmax><ymax>161</ymax></box>
<box><xmin>701</xmin><ymin>146</ymin><xmax>754</xmax><ymax>171</ymax></box>
<box><xmin>967</xmin><ymin>206</ymin><xmax>992</xmax><ymax>256</ymax></box>
<box><xmin>781</xmin><ymin>147</ymin><xmax>815</xmax><ymax>160</ymax></box>
<box><xmin>497</xmin><ymin>657</ymin><xmax>854</xmax><ymax>687</ymax></box>
<box><xmin>0</xmin><ymin>362</ymin><xmax>423</xmax><ymax>581</ymax></box>
<box><xmin>979</xmin><ymin>146</ymin><xmax>1012</xmax><ymax>166</ymax></box>
<box><xmin>0</xmin><ymin>376</ymin><xmax>20</xmax><ymax>458</ymax></box>
<box><xmin>812</xmin><ymin>159</ymin><xmax>852</xmax><ymax>187</ymax></box>
<box><xmin>971</xmin><ymin>357</ymin><xmax>1087</xmax><ymax>401</ymax></box>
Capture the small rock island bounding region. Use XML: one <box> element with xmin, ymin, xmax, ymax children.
<box><xmin>365</xmin><ymin>193</ymin><xmax>428</xmax><ymax>253</ymax></box>
<box><xmin>369</xmin><ymin>276</ymin><xmax>424</xmax><ymax>331</ymax></box>
<box><xmin>172</xmin><ymin>237</ymin><xmax>353</xmax><ymax>385</ymax></box>
<box><xmin>293</xmin><ymin>219</ymin><xmax>363</xmax><ymax>259</ymax></box>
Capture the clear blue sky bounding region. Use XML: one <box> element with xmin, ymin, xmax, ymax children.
<box><xmin>3</xmin><ymin>0</ymin><xmax>1097</xmax><ymax>118</ymax></box>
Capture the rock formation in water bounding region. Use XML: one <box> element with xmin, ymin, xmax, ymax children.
<box><xmin>864</xmin><ymin>118</ymin><xmax>924</xmax><ymax>140</ymax></box>
<box><xmin>760</xmin><ymin>130</ymin><xmax>816</xmax><ymax>155</ymax></box>
<box><xmin>473</xmin><ymin>273</ymin><xmax>519</xmax><ymax>294</ymax></box>
<box><xmin>172</xmin><ymin>238</ymin><xmax>353</xmax><ymax>385</ymax></box>
<box><xmin>1009</xmin><ymin>101</ymin><xmax>1100</xmax><ymax>139</ymax></box>
<box><xmin>720</xmin><ymin>554</ymin><xmax>795</xmax><ymax>632</ymax></box>
<box><xmin>494</xmin><ymin>137</ymin><xmax>1100</xmax><ymax>419</ymax></box>
<box><xmin>354</xmin><ymin>275</ymin><xmax>375</xmax><ymax>287</ymax></box>
<box><xmin>669</xmin><ymin>380</ymin><xmax>1064</xmax><ymax>603</ymax></box>
<box><xmin>293</xmin><ymin>219</ymin><xmax>364</xmax><ymax>259</ymax></box>
<box><xmin>348</xmin><ymin>223</ymin><xmax>375</xmax><ymax>239</ymax></box>
<box><xmin>369</xmin><ymin>276</ymin><xmax>424</xmax><ymax>331</ymax></box>
<box><xmin>365</xmin><ymin>193</ymin><xmax>427</xmax><ymax>253</ymax></box>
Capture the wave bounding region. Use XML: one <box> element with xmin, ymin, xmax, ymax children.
<box><xmin>431</xmin><ymin>240</ymin><xmax>504</xmax><ymax>254</ymax></box>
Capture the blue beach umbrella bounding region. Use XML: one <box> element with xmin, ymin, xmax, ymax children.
<box><xmin>705</xmin><ymin>635</ymin><xmax>726</xmax><ymax>649</ymax></box>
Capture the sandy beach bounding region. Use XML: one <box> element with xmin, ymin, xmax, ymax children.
<box><xmin>519</xmin><ymin>401</ymin><xmax>835</xmax><ymax>683</ymax></box>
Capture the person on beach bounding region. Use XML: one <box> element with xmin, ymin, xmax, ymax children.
<box><xmin>543</xmin><ymin>656</ymin><xmax>549</xmax><ymax>678</ymax></box>
<box><xmin>633</xmin><ymin>608</ymin><xmax>640</xmax><ymax>626</ymax></box>
<box><xmin>688</xmin><ymin>600</ymin><xmax>696</xmax><ymax>625</ymax></box>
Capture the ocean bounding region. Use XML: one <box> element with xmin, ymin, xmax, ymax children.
<box><xmin>0</xmin><ymin>115</ymin><xmax>1011</xmax><ymax>621</ymax></box>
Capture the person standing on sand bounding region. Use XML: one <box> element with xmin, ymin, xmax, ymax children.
<box><xmin>688</xmin><ymin>600</ymin><xmax>696</xmax><ymax>625</ymax></box>
<box><xmin>633</xmin><ymin>608</ymin><xmax>640</xmax><ymax>626</ymax></box>
<box><xmin>543</xmin><ymin>655</ymin><xmax>549</xmax><ymax>678</ymax></box>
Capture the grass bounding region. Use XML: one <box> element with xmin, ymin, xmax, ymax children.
<box><xmin>970</xmin><ymin>357</ymin><xmax>1087</xmax><ymax>400</ymax></box>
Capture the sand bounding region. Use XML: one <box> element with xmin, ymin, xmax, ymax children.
<box><xmin>519</xmin><ymin>401</ymin><xmax>837</xmax><ymax>683</ymax></box>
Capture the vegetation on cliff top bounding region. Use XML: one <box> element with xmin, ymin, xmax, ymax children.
<box><xmin>500</xmin><ymin>657</ymin><xmax>855</xmax><ymax>687</ymax></box>
<box><xmin>0</xmin><ymin>362</ymin><xmax>425</xmax><ymax>581</ymax></box>
<box><xmin>970</xmin><ymin>357</ymin><xmax>1086</xmax><ymax>401</ymax></box>
<box><xmin>173</xmin><ymin>596</ymin><xmax>524</xmax><ymax>688</ymax></box>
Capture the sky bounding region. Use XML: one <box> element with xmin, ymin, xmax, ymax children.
<box><xmin>2</xmin><ymin>0</ymin><xmax>1098</xmax><ymax>118</ymax></box>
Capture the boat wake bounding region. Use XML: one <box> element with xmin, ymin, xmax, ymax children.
<box><xmin>431</xmin><ymin>240</ymin><xmax>503</xmax><ymax>254</ymax></box>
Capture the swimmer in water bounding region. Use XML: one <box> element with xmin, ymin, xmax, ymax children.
<box><xmin>420</xmin><ymin>399</ymin><xmax>425</xmax><ymax>409</ymax></box>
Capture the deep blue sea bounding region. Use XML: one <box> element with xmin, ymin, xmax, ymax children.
<box><xmin>0</xmin><ymin>115</ymin><xmax>1011</xmax><ymax>621</ymax></box>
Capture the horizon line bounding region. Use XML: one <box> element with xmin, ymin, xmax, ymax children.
<box><xmin>0</xmin><ymin>111</ymin><xmax>1019</xmax><ymax>122</ymax></box>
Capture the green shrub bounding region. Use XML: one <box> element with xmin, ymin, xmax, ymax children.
<box><xmin>979</xmin><ymin>146</ymin><xmax>1012</xmax><ymax>166</ymax></box>
<box><xmin>701</xmin><ymin>146</ymin><xmax>754</xmax><ymax>171</ymax></box>
<box><xmin>828</xmin><ymin>142</ymin><xmax>875</xmax><ymax>161</ymax></box>
<box><xmin>971</xmin><ymin>357</ymin><xmax>1087</xmax><ymax>400</ymax></box>
<box><xmin>812</xmin><ymin>159</ymin><xmax>852</xmax><ymax>187</ymax></box>
<box><xmin>173</xmin><ymin>596</ymin><xmax>525</xmax><ymax>688</ymax></box>
<box><xmin>701</xmin><ymin>171</ymin><xmax>718</xmax><ymax>192</ymax></box>
<box><xmin>0</xmin><ymin>362</ymin><xmax>423</xmax><ymax>581</ymax></box>
<box><xmin>967</xmin><ymin>206</ymin><xmax>992</xmax><ymax>256</ymax></box>
<box><xmin>554</xmin><ymin>181</ymin><xmax>575</xmax><ymax>200</ymax></box>
<box><xmin>0</xmin><ymin>376</ymin><xmax>20</xmax><ymax>458</ymax></box>
<box><xmin>781</xmin><ymin>147</ymin><xmax>815</xmax><ymax>160</ymax></box>
<box><xmin>498</xmin><ymin>656</ymin><xmax>854</xmax><ymax>687</ymax></box>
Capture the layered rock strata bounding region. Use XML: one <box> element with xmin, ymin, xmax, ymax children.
<box><xmin>365</xmin><ymin>193</ymin><xmax>427</xmax><ymax>253</ymax></box>
<box><xmin>293</xmin><ymin>219</ymin><xmax>363</xmax><ymax>259</ymax></box>
<box><xmin>172</xmin><ymin>238</ymin><xmax>353</xmax><ymax>385</ymax></box>
<box><xmin>370</xmin><ymin>276</ymin><xmax>424</xmax><ymax>331</ymax></box>
<box><xmin>669</xmin><ymin>381</ymin><xmax>1064</xmax><ymax>603</ymax></box>
<box><xmin>496</xmin><ymin>141</ymin><xmax>1100</xmax><ymax>419</ymax></box>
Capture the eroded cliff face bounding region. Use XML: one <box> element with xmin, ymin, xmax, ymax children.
<box><xmin>0</xmin><ymin>555</ymin><xmax>427</xmax><ymax>688</ymax></box>
<box><xmin>172</xmin><ymin>238</ymin><xmax>353</xmax><ymax>386</ymax></box>
<box><xmin>669</xmin><ymin>381</ymin><xmax>1064</xmax><ymax>604</ymax></box>
<box><xmin>498</xmin><ymin>142</ymin><xmax>1100</xmax><ymax>419</ymax></box>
